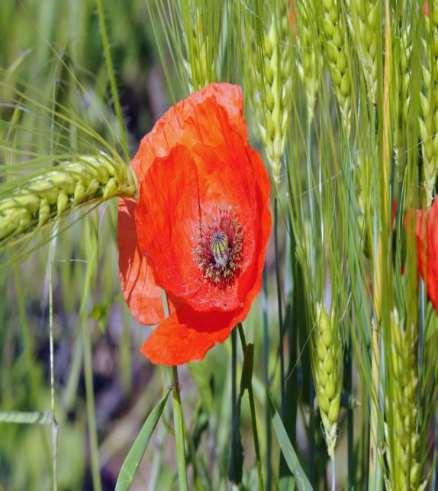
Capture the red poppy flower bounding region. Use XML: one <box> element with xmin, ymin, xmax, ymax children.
<box><xmin>416</xmin><ymin>198</ymin><xmax>438</xmax><ymax>312</ymax></box>
<box><xmin>118</xmin><ymin>83</ymin><xmax>272</xmax><ymax>365</ymax></box>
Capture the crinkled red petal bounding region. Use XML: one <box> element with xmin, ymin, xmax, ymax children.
<box><xmin>131</xmin><ymin>83</ymin><xmax>246</xmax><ymax>183</ymax></box>
<box><xmin>140</xmin><ymin>312</ymin><xmax>234</xmax><ymax>365</ymax></box>
<box><xmin>140</xmin><ymin>297</ymin><xmax>256</xmax><ymax>365</ymax></box>
<box><xmin>118</xmin><ymin>198</ymin><xmax>173</xmax><ymax>325</ymax></box>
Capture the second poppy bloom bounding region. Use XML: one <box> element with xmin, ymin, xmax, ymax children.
<box><xmin>118</xmin><ymin>83</ymin><xmax>272</xmax><ymax>365</ymax></box>
<box><xmin>417</xmin><ymin>198</ymin><xmax>438</xmax><ymax>312</ymax></box>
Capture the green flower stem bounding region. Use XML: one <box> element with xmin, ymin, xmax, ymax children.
<box><xmin>228</xmin><ymin>328</ymin><xmax>242</xmax><ymax>484</ymax></box>
<box><xmin>80</xmin><ymin>221</ymin><xmax>102</xmax><ymax>491</ymax></box>
<box><xmin>171</xmin><ymin>366</ymin><xmax>189</xmax><ymax>491</ymax></box>
<box><xmin>262</xmin><ymin>270</ymin><xmax>272</xmax><ymax>490</ymax></box>
<box><xmin>161</xmin><ymin>291</ymin><xmax>188</xmax><ymax>491</ymax></box>
<box><xmin>238</xmin><ymin>325</ymin><xmax>264</xmax><ymax>491</ymax></box>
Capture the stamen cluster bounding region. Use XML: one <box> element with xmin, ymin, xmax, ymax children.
<box><xmin>194</xmin><ymin>208</ymin><xmax>244</xmax><ymax>288</ymax></box>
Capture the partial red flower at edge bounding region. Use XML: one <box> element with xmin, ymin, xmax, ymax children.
<box><xmin>118</xmin><ymin>83</ymin><xmax>272</xmax><ymax>365</ymax></box>
<box><xmin>416</xmin><ymin>198</ymin><xmax>438</xmax><ymax>312</ymax></box>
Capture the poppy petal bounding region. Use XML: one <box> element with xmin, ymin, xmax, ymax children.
<box><xmin>118</xmin><ymin>198</ymin><xmax>171</xmax><ymax>325</ymax></box>
<box><xmin>140</xmin><ymin>312</ymin><xmax>235</xmax><ymax>365</ymax></box>
<box><xmin>131</xmin><ymin>83</ymin><xmax>246</xmax><ymax>183</ymax></box>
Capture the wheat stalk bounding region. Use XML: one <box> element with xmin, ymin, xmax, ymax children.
<box><xmin>0</xmin><ymin>153</ymin><xmax>136</xmax><ymax>245</ymax></box>
<box><xmin>312</xmin><ymin>303</ymin><xmax>343</xmax><ymax>458</ymax></box>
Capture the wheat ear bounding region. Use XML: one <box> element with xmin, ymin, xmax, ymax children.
<box><xmin>250</xmin><ymin>1</ymin><xmax>293</xmax><ymax>185</ymax></box>
<box><xmin>313</xmin><ymin>304</ymin><xmax>343</xmax><ymax>458</ymax></box>
<box><xmin>386</xmin><ymin>310</ymin><xmax>427</xmax><ymax>491</ymax></box>
<box><xmin>296</xmin><ymin>0</ymin><xmax>322</xmax><ymax>122</ymax></box>
<box><xmin>320</xmin><ymin>0</ymin><xmax>353</xmax><ymax>133</ymax></box>
<box><xmin>347</xmin><ymin>0</ymin><xmax>379</xmax><ymax>105</ymax></box>
<box><xmin>419</xmin><ymin>0</ymin><xmax>438</xmax><ymax>203</ymax></box>
<box><xmin>0</xmin><ymin>153</ymin><xmax>136</xmax><ymax>245</ymax></box>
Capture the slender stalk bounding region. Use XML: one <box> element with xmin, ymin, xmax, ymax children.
<box><xmin>347</xmin><ymin>345</ymin><xmax>354</xmax><ymax>490</ymax></box>
<box><xmin>368</xmin><ymin>321</ymin><xmax>381</xmax><ymax>491</ymax></box>
<box><xmin>305</xmin><ymin>121</ymin><xmax>315</xmax><ymax>261</ymax></box>
<box><xmin>370</xmin><ymin>2</ymin><xmax>392</xmax><ymax>488</ymax></box>
<box><xmin>48</xmin><ymin>233</ymin><xmax>58</xmax><ymax>491</ymax></box>
<box><xmin>161</xmin><ymin>291</ymin><xmax>188</xmax><ymax>491</ymax></box>
<box><xmin>331</xmin><ymin>455</ymin><xmax>336</xmax><ymax>491</ymax></box>
<box><xmin>238</xmin><ymin>325</ymin><xmax>264</xmax><ymax>491</ymax></box>
<box><xmin>172</xmin><ymin>366</ymin><xmax>189</xmax><ymax>491</ymax></box>
<box><xmin>262</xmin><ymin>270</ymin><xmax>272</xmax><ymax>490</ymax></box>
<box><xmin>81</xmin><ymin>311</ymin><xmax>102</xmax><ymax>491</ymax></box>
<box><xmin>80</xmin><ymin>220</ymin><xmax>102</xmax><ymax>491</ymax></box>
<box><xmin>274</xmin><ymin>199</ymin><xmax>285</xmax><ymax>405</ymax></box>
<box><xmin>229</xmin><ymin>328</ymin><xmax>241</xmax><ymax>484</ymax></box>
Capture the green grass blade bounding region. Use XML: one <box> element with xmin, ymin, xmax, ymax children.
<box><xmin>115</xmin><ymin>389</ymin><xmax>171</xmax><ymax>491</ymax></box>
<box><xmin>0</xmin><ymin>411</ymin><xmax>53</xmax><ymax>425</ymax></box>
<box><xmin>271</xmin><ymin>406</ymin><xmax>312</xmax><ymax>491</ymax></box>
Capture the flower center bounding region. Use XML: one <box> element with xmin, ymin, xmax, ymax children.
<box><xmin>194</xmin><ymin>208</ymin><xmax>243</xmax><ymax>288</ymax></box>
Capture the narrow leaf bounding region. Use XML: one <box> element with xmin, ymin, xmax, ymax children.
<box><xmin>115</xmin><ymin>390</ymin><xmax>170</xmax><ymax>491</ymax></box>
<box><xmin>240</xmin><ymin>342</ymin><xmax>254</xmax><ymax>395</ymax></box>
<box><xmin>272</xmin><ymin>407</ymin><xmax>312</xmax><ymax>491</ymax></box>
